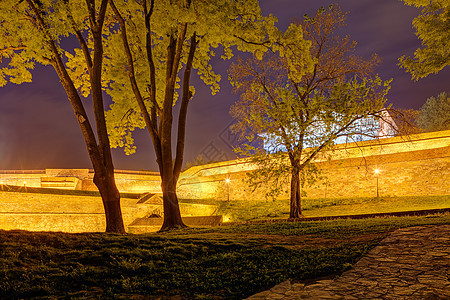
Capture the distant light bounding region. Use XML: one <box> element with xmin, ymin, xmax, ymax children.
<box><xmin>374</xmin><ymin>169</ymin><xmax>380</xmax><ymax>174</ymax></box>
<box><xmin>23</xmin><ymin>181</ymin><xmax>27</xmax><ymax>186</ymax></box>
<box><xmin>225</xmin><ymin>178</ymin><xmax>231</xmax><ymax>183</ymax></box>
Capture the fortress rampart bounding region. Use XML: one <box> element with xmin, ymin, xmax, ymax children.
<box><xmin>0</xmin><ymin>130</ymin><xmax>448</xmax><ymax>233</ymax></box>
<box><xmin>177</xmin><ymin>130</ymin><xmax>450</xmax><ymax>200</ymax></box>
<box><xmin>0</xmin><ymin>130</ymin><xmax>449</xmax><ymax>199</ymax></box>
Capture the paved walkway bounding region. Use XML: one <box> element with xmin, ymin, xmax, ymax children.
<box><xmin>247</xmin><ymin>224</ymin><xmax>450</xmax><ymax>299</ymax></box>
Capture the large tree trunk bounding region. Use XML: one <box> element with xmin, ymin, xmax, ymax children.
<box><xmin>93</xmin><ymin>169</ymin><xmax>126</xmax><ymax>233</ymax></box>
<box><xmin>290</xmin><ymin>168</ymin><xmax>302</xmax><ymax>219</ymax></box>
<box><xmin>160</xmin><ymin>173</ymin><xmax>186</xmax><ymax>231</ymax></box>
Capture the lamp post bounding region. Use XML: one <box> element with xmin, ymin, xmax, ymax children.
<box><xmin>225</xmin><ymin>178</ymin><xmax>230</xmax><ymax>201</ymax></box>
<box><xmin>374</xmin><ymin>169</ymin><xmax>380</xmax><ymax>198</ymax></box>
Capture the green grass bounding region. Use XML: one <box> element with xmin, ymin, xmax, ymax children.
<box><xmin>1</xmin><ymin>214</ymin><xmax>449</xmax><ymax>299</ymax></box>
<box><xmin>214</xmin><ymin>195</ymin><xmax>450</xmax><ymax>222</ymax></box>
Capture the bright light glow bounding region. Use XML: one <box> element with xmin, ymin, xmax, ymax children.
<box><xmin>223</xmin><ymin>215</ymin><xmax>231</xmax><ymax>222</ymax></box>
<box><xmin>374</xmin><ymin>169</ymin><xmax>380</xmax><ymax>174</ymax></box>
<box><xmin>225</xmin><ymin>178</ymin><xmax>231</xmax><ymax>183</ymax></box>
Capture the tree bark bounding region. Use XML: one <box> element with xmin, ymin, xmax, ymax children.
<box><xmin>94</xmin><ymin>169</ymin><xmax>125</xmax><ymax>233</ymax></box>
<box><xmin>160</xmin><ymin>173</ymin><xmax>186</xmax><ymax>230</ymax></box>
<box><xmin>290</xmin><ymin>167</ymin><xmax>302</xmax><ymax>219</ymax></box>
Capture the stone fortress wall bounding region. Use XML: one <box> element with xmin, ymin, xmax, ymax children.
<box><xmin>177</xmin><ymin>130</ymin><xmax>450</xmax><ymax>200</ymax></box>
<box><xmin>0</xmin><ymin>130</ymin><xmax>448</xmax><ymax>232</ymax></box>
<box><xmin>0</xmin><ymin>130</ymin><xmax>449</xmax><ymax>199</ymax></box>
<box><xmin>0</xmin><ymin>169</ymin><xmax>162</xmax><ymax>193</ymax></box>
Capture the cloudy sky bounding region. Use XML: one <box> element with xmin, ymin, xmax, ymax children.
<box><xmin>0</xmin><ymin>0</ymin><xmax>449</xmax><ymax>171</ymax></box>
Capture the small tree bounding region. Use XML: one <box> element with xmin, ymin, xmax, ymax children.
<box><xmin>417</xmin><ymin>92</ymin><xmax>450</xmax><ymax>131</ymax></box>
<box><xmin>399</xmin><ymin>0</ymin><xmax>450</xmax><ymax>79</ymax></box>
<box><xmin>0</xmin><ymin>0</ymin><xmax>125</xmax><ymax>233</ymax></box>
<box><xmin>230</xmin><ymin>6</ymin><xmax>392</xmax><ymax>218</ymax></box>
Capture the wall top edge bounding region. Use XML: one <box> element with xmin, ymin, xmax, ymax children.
<box><xmin>0</xmin><ymin>130</ymin><xmax>448</xmax><ymax>178</ymax></box>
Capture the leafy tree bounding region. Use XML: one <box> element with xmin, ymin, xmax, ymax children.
<box><xmin>399</xmin><ymin>0</ymin><xmax>450</xmax><ymax>80</ymax></box>
<box><xmin>0</xmin><ymin>0</ymin><xmax>125</xmax><ymax>233</ymax></box>
<box><xmin>229</xmin><ymin>6</ymin><xmax>392</xmax><ymax>218</ymax></box>
<box><xmin>96</xmin><ymin>0</ymin><xmax>277</xmax><ymax>230</ymax></box>
<box><xmin>417</xmin><ymin>92</ymin><xmax>450</xmax><ymax>131</ymax></box>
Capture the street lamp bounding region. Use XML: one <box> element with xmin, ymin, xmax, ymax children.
<box><xmin>225</xmin><ymin>178</ymin><xmax>230</xmax><ymax>201</ymax></box>
<box><xmin>374</xmin><ymin>169</ymin><xmax>380</xmax><ymax>198</ymax></box>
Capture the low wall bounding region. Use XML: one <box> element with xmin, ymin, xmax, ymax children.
<box><xmin>0</xmin><ymin>191</ymin><xmax>218</xmax><ymax>232</ymax></box>
<box><xmin>0</xmin><ymin>170</ymin><xmax>45</xmax><ymax>188</ymax></box>
<box><xmin>0</xmin><ymin>169</ymin><xmax>163</xmax><ymax>193</ymax></box>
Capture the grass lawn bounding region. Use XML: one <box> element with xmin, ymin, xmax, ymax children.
<box><xmin>1</xmin><ymin>213</ymin><xmax>449</xmax><ymax>299</ymax></box>
<box><xmin>212</xmin><ymin>195</ymin><xmax>450</xmax><ymax>222</ymax></box>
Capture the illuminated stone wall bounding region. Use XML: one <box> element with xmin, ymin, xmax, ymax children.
<box><xmin>79</xmin><ymin>170</ymin><xmax>162</xmax><ymax>193</ymax></box>
<box><xmin>177</xmin><ymin>130</ymin><xmax>450</xmax><ymax>200</ymax></box>
<box><xmin>0</xmin><ymin>191</ymin><xmax>217</xmax><ymax>232</ymax></box>
<box><xmin>0</xmin><ymin>130</ymin><xmax>448</xmax><ymax>233</ymax></box>
<box><xmin>0</xmin><ymin>171</ymin><xmax>45</xmax><ymax>188</ymax></box>
<box><xmin>0</xmin><ymin>169</ymin><xmax>163</xmax><ymax>193</ymax></box>
<box><xmin>0</xmin><ymin>131</ymin><xmax>448</xmax><ymax>199</ymax></box>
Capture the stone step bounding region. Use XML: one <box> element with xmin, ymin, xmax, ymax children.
<box><xmin>40</xmin><ymin>177</ymin><xmax>79</xmax><ymax>189</ymax></box>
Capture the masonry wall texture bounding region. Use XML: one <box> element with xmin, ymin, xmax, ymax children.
<box><xmin>0</xmin><ymin>191</ymin><xmax>218</xmax><ymax>232</ymax></box>
<box><xmin>177</xmin><ymin>130</ymin><xmax>450</xmax><ymax>200</ymax></box>
<box><xmin>0</xmin><ymin>130</ymin><xmax>448</xmax><ymax>233</ymax></box>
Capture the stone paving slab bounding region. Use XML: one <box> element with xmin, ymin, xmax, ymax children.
<box><xmin>247</xmin><ymin>225</ymin><xmax>450</xmax><ymax>299</ymax></box>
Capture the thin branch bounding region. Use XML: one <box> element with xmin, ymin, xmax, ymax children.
<box><xmin>233</xmin><ymin>34</ymin><xmax>272</xmax><ymax>50</ymax></box>
<box><xmin>0</xmin><ymin>45</ymin><xmax>26</xmax><ymax>52</ymax></box>
<box><xmin>143</xmin><ymin>0</ymin><xmax>161</xmax><ymax>119</ymax></box>
<box><xmin>64</xmin><ymin>5</ymin><xmax>93</xmax><ymax>72</ymax></box>
<box><xmin>173</xmin><ymin>33</ymin><xmax>198</xmax><ymax>180</ymax></box>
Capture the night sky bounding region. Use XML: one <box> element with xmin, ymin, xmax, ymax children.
<box><xmin>0</xmin><ymin>0</ymin><xmax>449</xmax><ymax>171</ymax></box>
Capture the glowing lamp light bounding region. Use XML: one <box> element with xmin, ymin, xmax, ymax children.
<box><xmin>374</xmin><ymin>169</ymin><xmax>381</xmax><ymax>198</ymax></box>
<box><xmin>225</xmin><ymin>178</ymin><xmax>231</xmax><ymax>201</ymax></box>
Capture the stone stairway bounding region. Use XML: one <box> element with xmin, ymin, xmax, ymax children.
<box><xmin>40</xmin><ymin>177</ymin><xmax>79</xmax><ymax>189</ymax></box>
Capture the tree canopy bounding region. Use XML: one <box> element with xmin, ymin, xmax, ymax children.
<box><xmin>399</xmin><ymin>0</ymin><xmax>450</xmax><ymax>80</ymax></box>
<box><xmin>230</xmin><ymin>5</ymin><xmax>392</xmax><ymax>218</ymax></box>
<box><xmin>417</xmin><ymin>92</ymin><xmax>450</xmax><ymax>131</ymax></box>
<box><xmin>100</xmin><ymin>0</ymin><xmax>275</xmax><ymax>155</ymax></box>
